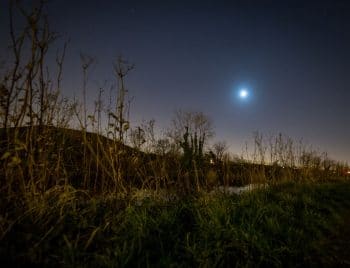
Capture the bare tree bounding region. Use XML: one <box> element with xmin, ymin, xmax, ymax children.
<box><xmin>168</xmin><ymin>110</ymin><xmax>214</xmax><ymax>191</ymax></box>
<box><xmin>169</xmin><ymin>110</ymin><xmax>214</xmax><ymax>152</ymax></box>
<box><xmin>130</xmin><ymin>126</ymin><xmax>146</xmax><ymax>150</ymax></box>
<box><xmin>212</xmin><ymin>141</ymin><xmax>228</xmax><ymax>163</ymax></box>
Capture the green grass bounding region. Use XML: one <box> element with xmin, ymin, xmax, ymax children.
<box><xmin>1</xmin><ymin>181</ymin><xmax>350</xmax><ymax>267</ymax></box>
<box><xmin>2</xmin><ymin>3</ymin><xmax>349</xmax><ymax>266</ymax></box>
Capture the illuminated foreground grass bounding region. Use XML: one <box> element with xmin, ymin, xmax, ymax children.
<box><xmin>1</xmin><ymin>181</ymin><xmax>350</xmax><ymax>267</ymax></box>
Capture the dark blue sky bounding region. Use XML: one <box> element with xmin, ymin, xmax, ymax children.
<box><xmin>1</xmin><ymin>0</ymin><xmax>350</xmax><ymax>162</ymax></box>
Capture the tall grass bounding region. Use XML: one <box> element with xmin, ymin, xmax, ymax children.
<box><xmin>1</xmin><ymin>1</ymin><xmax>348</xmax><ymax>199</ymax></box>
<box><xmin>1</xmin><ymin>2</ymin><xmax>350</xmax><ymax>266</ymax></box>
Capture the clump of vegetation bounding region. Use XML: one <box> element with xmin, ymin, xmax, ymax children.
<box><xmin>0</xmin><ymin>1</ymin><xmax>349</xmax><ymax>267</ymax></box>
<box><xmin>1</xmin><ymin>182</ymin><xmax>350</xmax><ymax>267</ymax></box>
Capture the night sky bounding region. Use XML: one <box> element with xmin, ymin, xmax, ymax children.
<box><xmin>1</xmin><ymin>0</ymin><xmax>350</xmax><ymax>162</ymax></box>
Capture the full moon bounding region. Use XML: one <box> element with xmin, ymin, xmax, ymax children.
<box><xmin>239</xmin><ymin>89</ymin><xmax>248</xmax><ymax>99</ymax></box>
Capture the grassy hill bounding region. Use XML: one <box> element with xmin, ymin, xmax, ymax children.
<box><xmin>1</xmin><ymin>126</ymin><xmax>350</xmax><ymax>266</ymax></box>
<box><xmin>1</xmin><ymin>126</ymin><xmax>347</xmax><ymax>194</ymax></box>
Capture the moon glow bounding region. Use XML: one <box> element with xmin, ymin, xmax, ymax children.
<box><xmin>239</xmin><ymin>89</ymin><xmax>248</xmax><ymax>99</ymax></box>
